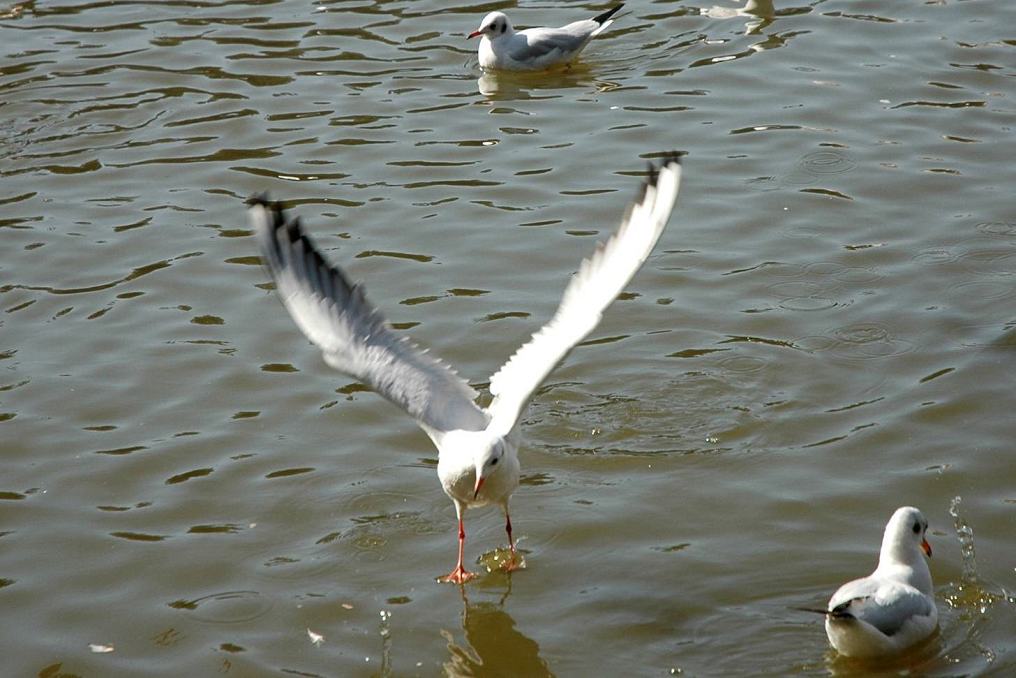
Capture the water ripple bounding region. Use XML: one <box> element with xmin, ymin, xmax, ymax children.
<box><xmin>168</xmin><ymin>590</ymin><xmax>274</xmax><ymax>624</ymax></box>
<box><xmin>798</xmin><ymin>322</ymin><xmax>916</xmax><ymax>360</ymax></box>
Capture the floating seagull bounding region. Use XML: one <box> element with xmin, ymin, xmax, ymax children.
<box><xmin>248</xmin><ymin>155</ymin><xmax>682</xmax><ymax>583</ymax></box>
<box><xmin>702</xmin><ymin>0</ymin><xmax>773</xmax><ymax>19</ymax></box>
<box><xmin>467</xmin><ymin>4</ymin><xmax>624</xmax><ymax>72</ymax></box>
<box><xmin>802</xmin><ymin>506</ymin><xmax>938</xmax><ymax>658</ymax></box>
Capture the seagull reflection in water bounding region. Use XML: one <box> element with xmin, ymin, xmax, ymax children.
<box><xmin>443</xmin><ymin>583</ymin><xmax>554</xmax><ymax>677</ymax></box>
<box><xmin>702</xmin><ymin>0</ymin><xmax>775</xmax><ymax>36</ymax></box>
<box><xmin>476</xmin><ymin>65</ymin><xmax>620</xmax><ymax>100</ymax></box>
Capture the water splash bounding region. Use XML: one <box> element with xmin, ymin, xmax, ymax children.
<box><xmin>944</xmin><ymin>496</ymin><xmax>1001</xmax><ymax>617</ymax></box>
<box><xmin>934</xmin><ymin>499</ymin><xmax>993</xmax><ymax>668</ymax></box>
<box><xmin>379</xmin><ymin>609</ymin><xmax>393</xmax><ymax>678</ymax></box>
<box><xmin>949</xmin><ymin>496</ymin><xmax>978</xmax><ymax>583</ymax></box>
<box><xmin>478</xmin><ymin>543</ymin><xmax>527</xmax><ymax>574</ymax></box>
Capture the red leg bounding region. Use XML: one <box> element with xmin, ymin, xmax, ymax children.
<box><xmin>438</xmin><ymin>514</ymin><xmax>476</xmax><ymax>584</ymax></box>
<box><xmin>501</xmin><ymin>510</ymin><xmax>522</xmax><ymax>572</ymax></box>
<box><xmin>506</xmin><ymin>513</ymin><xmax>515</xmax><ymax>555</ymax></box>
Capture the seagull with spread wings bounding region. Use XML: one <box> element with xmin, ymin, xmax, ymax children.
<box><xmin>247</xmin><ymin>155</ymin><xmax>682</xmax><ymax>583</ymax></box>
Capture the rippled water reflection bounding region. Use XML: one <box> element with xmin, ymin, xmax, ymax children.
<box><xmin>2</xmin><ymin>0</ymin><xmax>1015</xmax><ymax>675</ymax></box>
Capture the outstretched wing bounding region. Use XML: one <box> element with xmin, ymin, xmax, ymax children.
<box><xmin>249</xmin><ymin>197</ymin><xmax>490</xmax><ymax>436</ymax></box>
<box><xmin>484</xmin><ymin>155</ymin><xmax>682</xmax><ymax>436</ymax></box>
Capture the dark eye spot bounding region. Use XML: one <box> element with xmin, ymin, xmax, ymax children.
<box><xmin>912</xmin><ymin>522</ymin><xmax>921</xmax><ymax>534</ymax></box>
<box><xmin>500</xmin><ymin>22</ymin><xmax>506</xmax><ymax>34</ymax></box>
<box><xmin>490</xmin><ymin>457</ymin><xmax>499</xmax><ymax>466</ymax></box>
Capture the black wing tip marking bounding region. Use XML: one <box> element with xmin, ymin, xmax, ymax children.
<box><xmin>593</xmin><ymin>4</ymin><xmax>624</xmax><ymax>25</ymax></box>
<box><xmin>790</xmin><ymin>601</ymin><xmax>857</xmax><ymax>621</ymax></box>
<box><xmin>828</xmin><ymin>599</ymin><xmax>859</xmax><ymax>620</ymax></box>
<box><xmin>292</xmin><ymin>219</ymin><xmax>358</xmax><ymax>298</ymax></box>
<box><xmin>247</xmin><ymin>192</ymin><xmax>287</xmax><ymax>228</ymax></box>
<box><xmin>791</xmin><ymin>605</ymin><xmax>835</xmax><ymax>616</ymax></box>
<box><xmin>653</xmin><ymin>150</ymin><xmax>685</xmax><ymax>173</ymax></box>
<box><xmin>633</xmin><ymin>151</ymin><xmax>683</xmax><ymax>204</ymax></box>
<box><xmin>245</xmin><ymin>192</ymin><xmax>272</xmax><ymax>208</ymax></box>
<box><xmin>250</xmin><ymin>194</ymin><xmax>358</xmax><ymax>298</ymax></box>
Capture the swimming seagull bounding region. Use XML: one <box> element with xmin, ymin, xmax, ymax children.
<box><xmin>247</xmin><ymin>155</ymin><xmax>682</xmax><ymax>583</ymax></box>
<box><xmin>467</xmin><ymin>5</ymin><xmax>624</xmax><ymax>72</ymax></box>
<box><xmin>802</xmin><ymin>506</ymin><xmax>938</xmax><ymax>658</ymax></box>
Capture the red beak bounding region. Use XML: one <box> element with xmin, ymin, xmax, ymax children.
<box><xmin>473</xmin><ymin>476</ymin><xmax>485</xmax><ymax>500</ymax></box>
<box><xmin>921</xmin><ymin>537</ymin><xmax>932</xmax><ymax>557</ymax></box>
<box><xmin>467</xmin><ymin>29</ymin><xmax>482</xmax><ymax>39</ymax></box>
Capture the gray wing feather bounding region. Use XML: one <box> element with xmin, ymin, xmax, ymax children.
<box><xmin>512</xmin><ymin>24</ymin><xmax>595</xmax><ymax>61</ymax></box>
<box><xmin>484</xmin><ymin>157</ymin><xmax>682</xmax><ymax>436</ymax></box>
<box><xmin>249</xmin><ymin>197</ymin><xmax>489</xmax><ymax>435</ymax></box>
<box><xmin>831</xmin><ymin>579</ymin><xmax>934</xmax><ymax>636</ymax></box>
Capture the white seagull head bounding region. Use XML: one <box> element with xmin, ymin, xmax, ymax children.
<box><xmin>880</xmin><ymin>505</ymin><xmax>932</xmax><ymax>569</ymax></box>
<box><xmin>432</xmin><ymin>428</ymin><xmax>511</xmax><ymax>503</ymax></box>
<box><xmin>472</xmin><ymin>437</ymin><xmax>507</xmax><ymax>499</ymax></box>
<box><xmin>468</xmin><ymin>11</ymin><xmax>514</xmax><ymax>40</ymax></box>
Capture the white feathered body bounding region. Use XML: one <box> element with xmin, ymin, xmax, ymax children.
<box><xmin>433</xmin><ymin>427</ymin><xmax>521</xmax><ymax>510</ymax></box>
<box><xmin>824</xmin><ymin>507</ymin><xmax>938</xmax><ymax>658</ymax></box>
<box><xmin>248</xmin><ymin>154</ymin><xmax>681</xmax><ymax>579</ymax></box>
<box><xmin>472</xmin><ymin>7</ymin><xmax>622</xmax><ymax>71</ymax></box>
<box><xmin>478</xmin><ymin>21</ymin><xmax>606</xmax><ymax>71</ymax></box>
<box><xmin>825</xmin><ymin>576</ymin><xmax>938</xmax><ymax>658</ymax></box>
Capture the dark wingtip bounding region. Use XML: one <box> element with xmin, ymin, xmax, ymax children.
<box><xmin>828</xmin><ymin>600</ymin><xmax>857</xmax><ymax>620</ymax></box>
<box><xmin>638</xmin><ymin>151</ymin><xmax>684</xmax><ymax>194</ymax></box>
<box><xmin>646</xmin><ymin>160</ymin><xmax>660</xmax><ymax>189</ymax></box>
<box><xmin>261</xmin><ymin>201</ymin><xmax>356</xmax><ymax>289</ymax></box>
<box><xmin>245</xmin><ymin>192</ymin><xmax>272</xmax><ymax>208</ymax></box>
<box><xmin>633</xmin><ymin>172</ymin><xmax>650</xmax><ymax>205</ymax></box>
<box><xmin>659</xmin><ymin>150</ymin><xmax>686</xmax><ymax>169</ymax></box>
<box><xmin>247</xmin><ymin>192</ymin><xmax>289</xmax><ymax>233</ymax></box>
<box><xmin>593</xmin><ymin>4</ymin><xmax>624</xmax><ymax>25</ymax></box>
<box><xmin>790</xmin><ymin>606</ymin><xmax>832</xmax><ymax>616</ymax></box>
